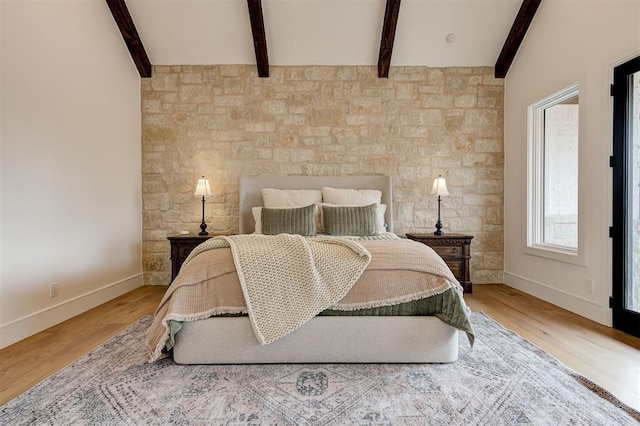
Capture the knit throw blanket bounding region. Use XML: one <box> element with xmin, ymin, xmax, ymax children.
<box><xmin>187</xmin><ymin>234</ymin><xmax>372</xmax><ymax>345</ymax></box>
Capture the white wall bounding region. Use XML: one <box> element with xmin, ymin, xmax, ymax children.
<box><xmin>0</xmin><ymin>0</ymin><xmax>143</xmax><ymax>348</ymax></box>
<box><xmin>504</xmin><ymin>0</ymin><xmax>640</xmax><ymax>325</ymax></box>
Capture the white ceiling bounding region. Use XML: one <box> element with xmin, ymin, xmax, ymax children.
<box><xmin>126</xmin><ymin>0</ymin><xmax>523</xmax><ymax>68</ymax></box>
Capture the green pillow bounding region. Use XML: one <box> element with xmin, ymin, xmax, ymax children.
<box><xmin>322</xmin><ymin>203</ymin><xmax>379</xmax><ymax>236</ymax></box>
<box><xmin>261</xmin><ymin>204</ymin><xmax>317</xmax><ymax>236</ymax></box>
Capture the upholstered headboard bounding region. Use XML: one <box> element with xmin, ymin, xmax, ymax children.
<box><xmin>239</xmin><ymin>175</ymin><xmax>393</xmax><ymax>234</ymax></box>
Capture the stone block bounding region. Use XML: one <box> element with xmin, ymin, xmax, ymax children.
<box><xmin>478</xmin><ymin>179</ymin><xmax>502</xmax><ymax>194</ymax></box>
<box><xmin>465</xmin><ymin>110</ymin><xmax>498</xmax><ymax>126</ymax></box>
<box><xmin>290</xmin><ymin>149</ymin><xmax>315</xmax><ymax>163</ymax></box>
<box><xmin>143</xmin><ymin>99</ymin><xmax>162</xmax><ymax>114</ymax></box>
<box><xmin>180</xmin><ymin>73</ymin><xmax>203</xmax><ymax>84</ymax></box>
<box><xmin>472</xmin><ymin>269</ymin><xmax>503</xmax><ymax>284</ymax></box>
<box><xmin>395</xmin><ymin>83</ymin><xmax>418</xmax><ymax>99</ymax></box>
<box><xmin>401</xmin><ymin>126</ymin><xmax>429</xmax><ymax>138</ymax></box>
<box><xmin>449</xmin><ymin>216</ymin><xmax>482</xmax><ymax>231</ymax></box>
<box><xmin>246</xmin><ymin>122</ymin><xmax>276</xmax><ymax>132</ymax></box>
<box><xmin>310</xmin><ymin>107</ymin><xmax>344</xmax><ymax>126</ymax></box>
<box><xmin>142</xmin><ymin>254</ymin><xmax>166</xmax><ymax>272</ymax></box>
<box><xmin>427</xmin><ymin>68</ymin><xmax>445</xmax><ymax>85</ymax></box>
<box><xmin>422</xmin><ymin>94</ymin><xmax>453</xmax><ymax>108</ymax></box>
<box><xmin>418</xmin><ymin>85</ymin><xmax>444</xmax><ymax>94</ymax></box>
<box><xmin>485</xmin><ymin>207</ymin><xmax>504</xmax><ymax>225</ymax></box>
<box><xmin>454</xmin><ymin>94</ymin><xmax>477</xmax><ymax>108</ymax></box>
<box><xmin>454</xmin><ymin>135</ymin><xmax>474</xmax><ymax>152</ymax></box>
<box><xmin>445</xmin><ymin>115</ymin><xmax>464</xmax><ymax>132</ymax></box>
<box><xmin>446</xmin><ymin>75</ymin><xmax>469</xmax><ymax>93</ymax></box>
<box><xmin>305</xmin><ymin>67</ymin><xmax>336</xmax><ymax>80</ymax></box>
<box><xmin>213</xmin><ymin>95</ymin><xmax>243</xmax><ymax>107</ymax></box>
<box><xmin>262</xmin><ymin>100</ymin><xmax>288</xmax><ymax>114</ymax></box>
<box><xmin>475</xmin><ymin>138</ymin><xmax>503</xmax><ymax>153</ymax></box>
<box><xmin>337</xmin><ymin>67</ymin><xmax>358</xmax><ymax>80</ymax></box>
<box><xmin>151</xmin><ymin>73</ymin><xmax>179</xmax><ymax>91</ymax></box>
<box><xmin>179</xmin><ymin>85</ymin><xmax>212</xmax><ymax>103</ymax></box>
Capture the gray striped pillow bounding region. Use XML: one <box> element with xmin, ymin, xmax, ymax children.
<box><xmin>322</xmin><ymin>203</ymin><xmax>379</xmax><ymax>236</ymax></box>
<box><xmin>261</xmin><ymin>204</ymin><xmax>317</xmax><ymax>236</ymax></box>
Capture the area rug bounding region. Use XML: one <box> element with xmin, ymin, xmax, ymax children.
<box><xmin>1</xmin><ymin>313</ymin><xmax>638</xmax><ymax>425</ymax></box>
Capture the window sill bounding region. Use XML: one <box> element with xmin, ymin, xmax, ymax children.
<box><xmin>523</xmin><ymin>244</ymin><xmax>587</xmax><ymax>267</ymax></box>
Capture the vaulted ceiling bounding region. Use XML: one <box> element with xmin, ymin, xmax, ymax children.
<box><xmin>107</xmin><ymin>0</ymin><xmax>541</xmax><ymax>79</ymax></box>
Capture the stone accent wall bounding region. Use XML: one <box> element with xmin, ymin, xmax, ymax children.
<box><xmin>142</xmin><ymin>65</ymin><xmax>504</xmax><ymax>286</ymax></box>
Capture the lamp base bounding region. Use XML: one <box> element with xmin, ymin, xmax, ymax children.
<box><xmin>434</xmin><ymin>196</ymin><xmax>444</xmax><ymax>236</ymax></box>
<box><xmin>199</xmin><ymin>196</ymin><xmax>209</xmax><ymax>236</ymax></box>
<box><xmin>433</xmin><ymin>221</ymin><xmax>444</xmax><ymax>236</ymax></box>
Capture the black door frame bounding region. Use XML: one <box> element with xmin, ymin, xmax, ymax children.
<box><xmin>611</xmin><ymin>55</ymin><xmax>640</xmax><ymax>337</ymax></box>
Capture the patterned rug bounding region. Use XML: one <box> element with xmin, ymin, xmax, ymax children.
<box><xmin>1</xmin><ymin>312</ymin><xmax>638</xmax><ymax>425</ymax></box>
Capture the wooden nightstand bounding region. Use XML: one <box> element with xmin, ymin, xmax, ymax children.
<box><xmin>405</xmin><ymin>233</ymin><xmax>474</xmax><ymax>293</ymax></box>
<box><xmin>167</xmin><ymin>234</ymin><xmax>214</xmax><ymax>283</ymax></box>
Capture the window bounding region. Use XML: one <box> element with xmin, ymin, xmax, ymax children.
<box><xmin>527</xmin><ymin>84</ymin><xmax>582</xmax><ymax>263</ymax></box>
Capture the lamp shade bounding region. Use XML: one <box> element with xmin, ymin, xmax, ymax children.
<box><xmin>194</xmin><ymin>176</ymin><xmax>212</xmax><ymax>197</ymax></box>
<box><xmin>430</xmin><ymin>175</ymin><xmax>450</xmax><ymax>196</ymax></box>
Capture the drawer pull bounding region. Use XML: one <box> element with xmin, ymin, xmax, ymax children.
<box><xmin>452</xmin><ymin>247</ymin><xmax>458</xmax><ymax>253</ymax></box>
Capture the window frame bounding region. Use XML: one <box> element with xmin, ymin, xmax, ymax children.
<box><xmin>526</xmin><ymin>83</ymin><xmax>586</xmax><ymax>265</ymax></box>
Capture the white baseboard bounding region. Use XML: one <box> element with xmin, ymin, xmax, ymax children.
<box><xmin>503</xmin><ymin>271</ymin><xmax>611</xmax><ymax>326</ymax></box>
<box><xmin>0</xmin><ymin>274</ymin><xmax>143</xmax><ymax>349</ymax></box>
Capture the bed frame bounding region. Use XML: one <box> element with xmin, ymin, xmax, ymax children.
<box><xmin>173</xmin><ymin>175</ymin><xmax>459</xmax><ymax>364</ymax></box>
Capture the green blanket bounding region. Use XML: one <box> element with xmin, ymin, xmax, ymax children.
<box><xmin>321</xmin><ymin>287</ymin><xmax>474</xmax><ymax>346</ymax></box>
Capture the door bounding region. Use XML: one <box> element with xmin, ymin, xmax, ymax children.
<box><xmin>612</xmin><ymin>55</ymin><xmax>640</xmax><ymax>337</ymax></box>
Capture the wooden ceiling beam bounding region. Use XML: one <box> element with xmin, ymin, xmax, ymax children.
<box><xmin>377</xmin><ymin>0</ymin><xmax>402</xmax><ymax>78</ymax></box>
<box><xmin>494</xmin><ymin>0</ymin><xmax>542</xmax><ymax>79</ymax></box>
<box><xmin>247</xmin><ymin>0</ymin><xmax>269</xmax><ymax>78</ymax></box>
<box><xmin>106</xmin><ymin>0</ymin><xmax>152</xmax><ymax>78</ymax></box>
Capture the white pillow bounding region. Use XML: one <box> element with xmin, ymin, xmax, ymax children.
<box><xmin>252</xmin><ymin>206</ymin><xmax>263</xmax><ymax>233</ymax></box>
<box><xmin>321</xmin><ymin>187</ymin><xmax>382</xmax><ymax>206</ymax></box>
<box><xmin>253</xmin><ymin>205</ymin><xmax>322</xmax><ymax>234</ymax></box>
<box><xmin>377</xmin><ymin>204</ymin><xmax>387</xmax><ymax>232</ymax></box>
<box><xmin>262</xmin><ymin>188</ymin><xmax>322</xmax><ymax>208</ymax></box>
<box><xmin>318</xmin><ymin>203</ymin><xmax>387</xmax><ymax>234</ymax></box>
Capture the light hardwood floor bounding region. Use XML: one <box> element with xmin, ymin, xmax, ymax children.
<box><xmin>1</xmin><ymin>284</ymin><xmax>639</xmax><ymax>412</ymax></box>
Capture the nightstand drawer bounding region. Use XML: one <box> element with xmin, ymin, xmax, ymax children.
<box><xmin>432</xmin><ymin>246</ymin><xmax>465</xmax><ymax>257</ymax></box>
<box><xmin>177</xmin><ymin>245</ymin><xmax>197</xmax><ymax>257</ymax></box>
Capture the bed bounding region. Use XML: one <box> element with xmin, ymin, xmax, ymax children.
<box><xmin>146</xmin><ymin>175</ymin><xmax>474</xmax><ymax>364</ymax></box>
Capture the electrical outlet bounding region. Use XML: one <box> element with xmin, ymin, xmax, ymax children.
<box><xmin>50</xmin><ymin>282</ymin><xmax>58</xmax><ymax>298</ymax></box>
<box><xmin>586</xmin><ymin>279</ymin><xmax>594</xmax><ymax>293</ymax></box>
